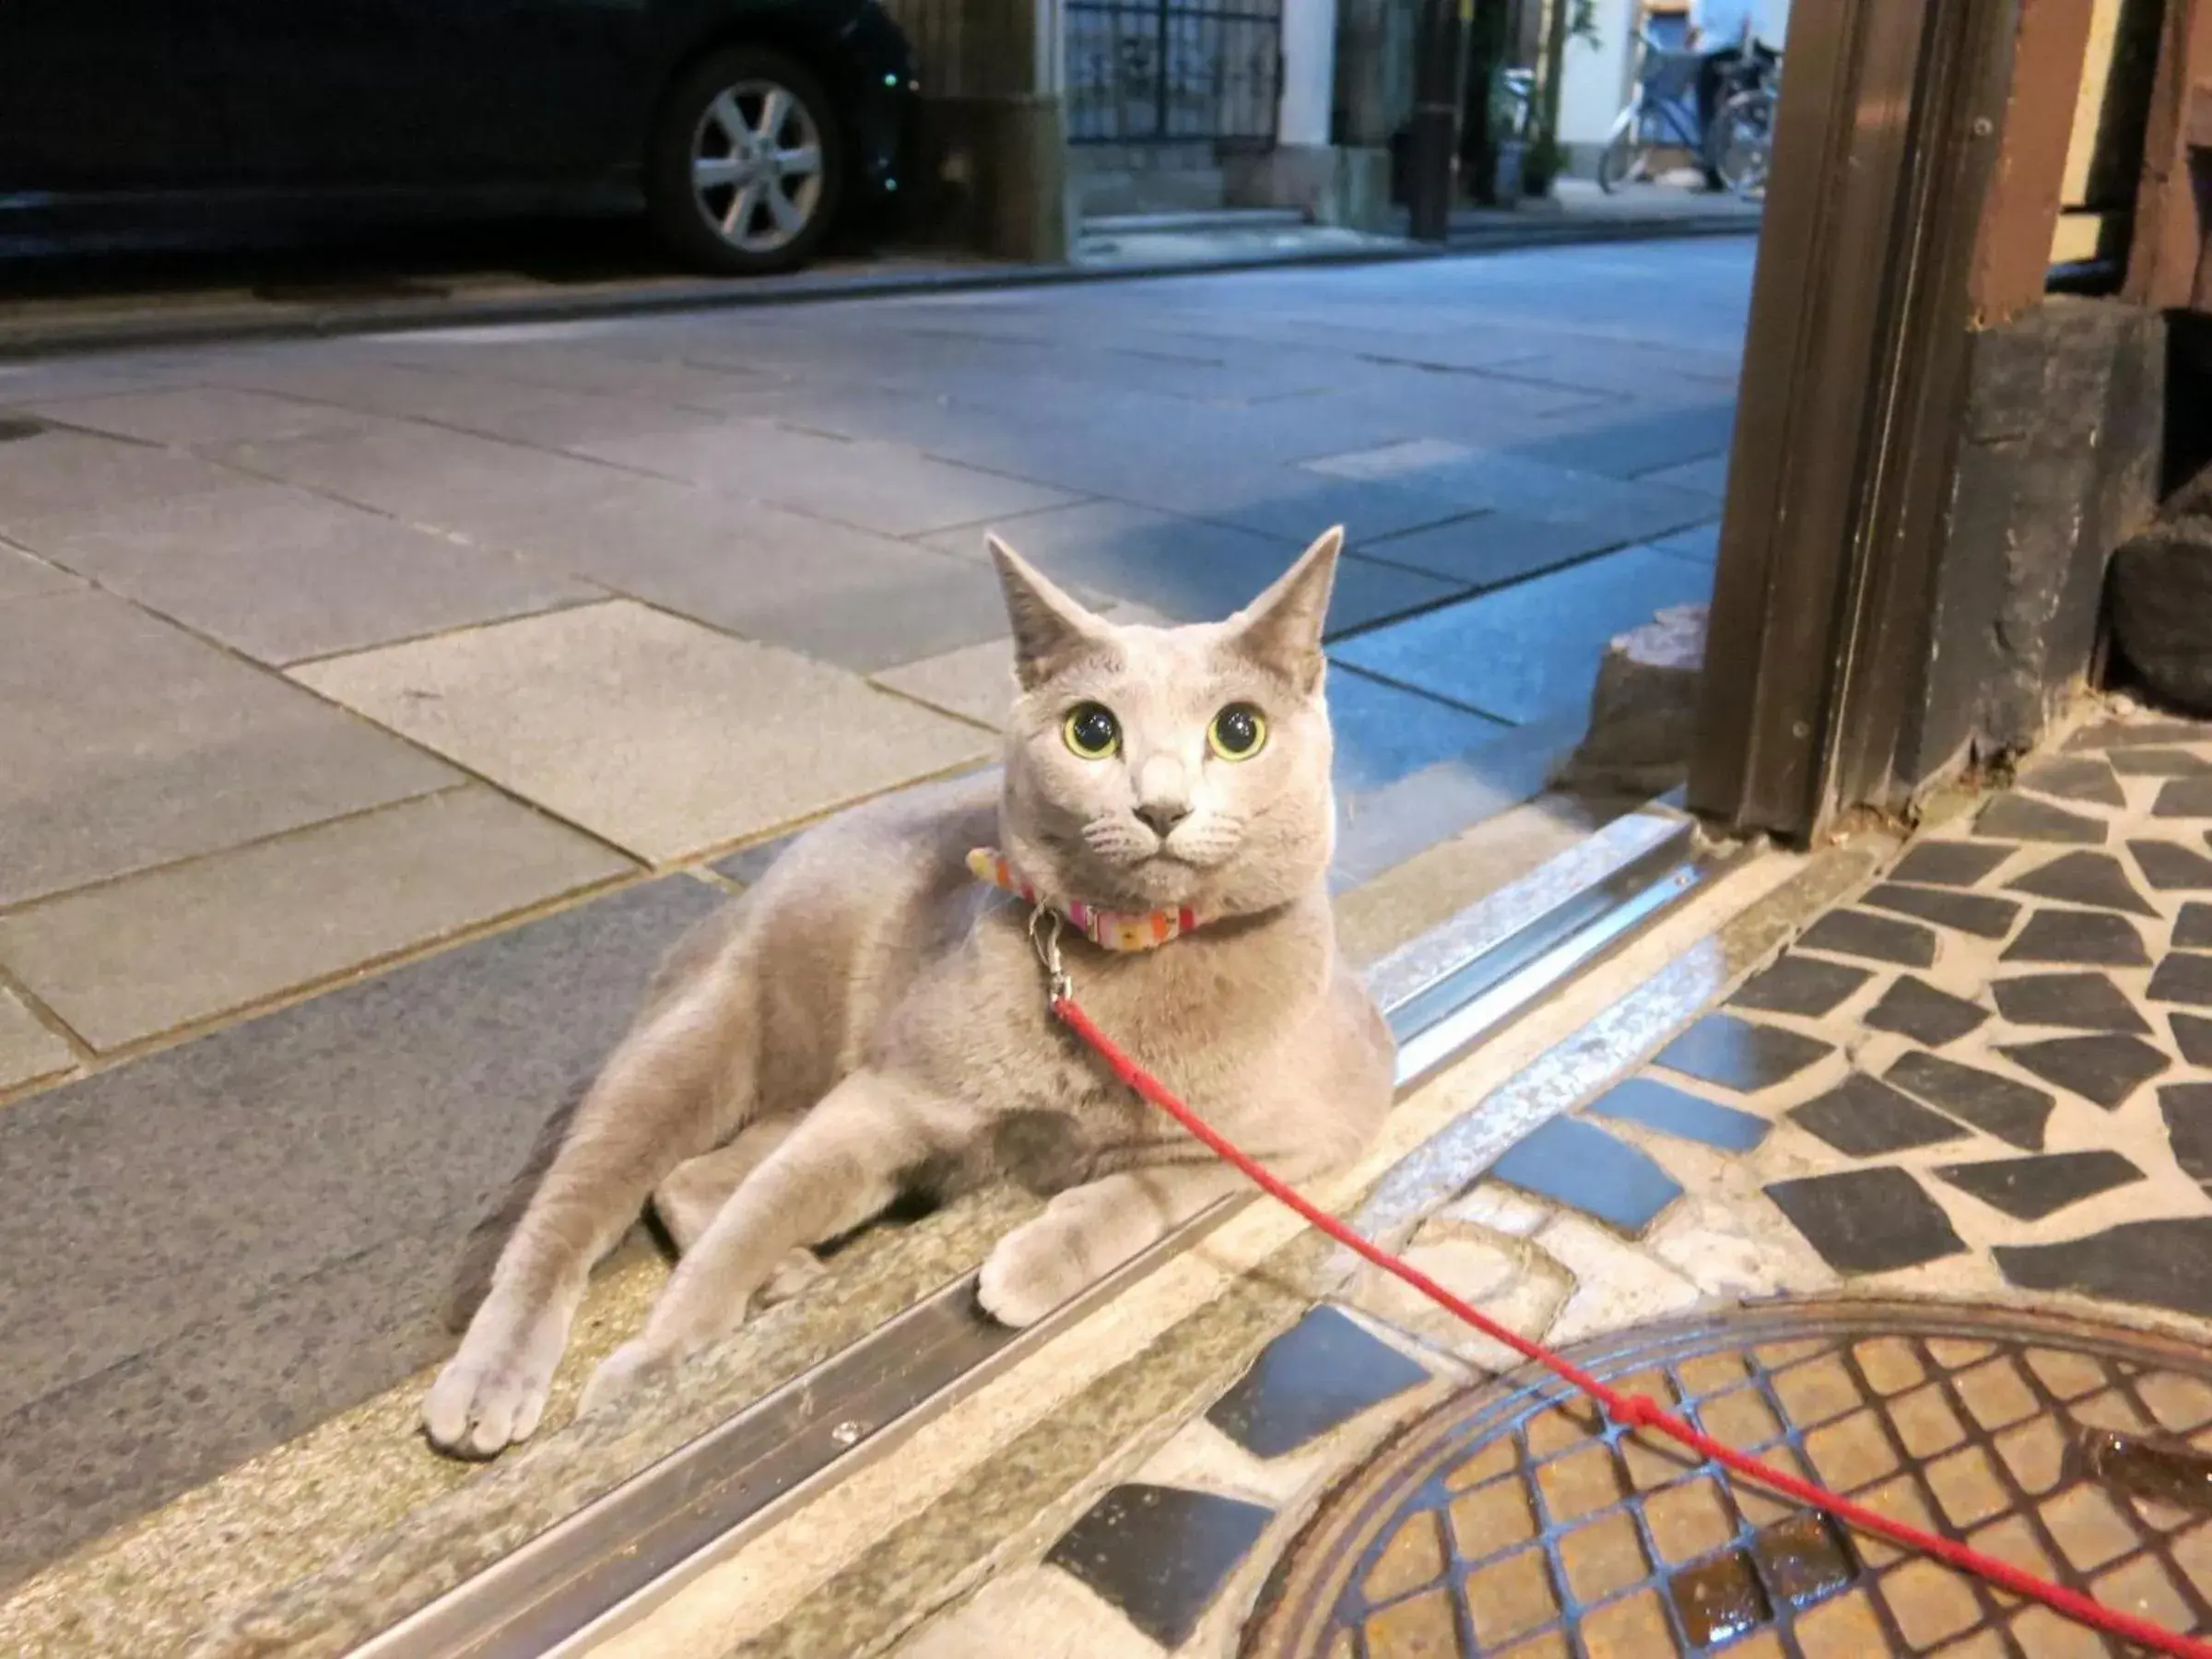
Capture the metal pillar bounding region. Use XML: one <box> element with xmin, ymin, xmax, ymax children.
<box><xmin>1406</xmin><ymin>0</ymin><xmax>1465</xmax><ymax>240</ymax></box>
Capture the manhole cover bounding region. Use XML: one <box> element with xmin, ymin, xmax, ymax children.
<box><xmin>1243</xmin><ymin>1301</ymin><xmax>2212</xmax><ymax>1656</ymax></box>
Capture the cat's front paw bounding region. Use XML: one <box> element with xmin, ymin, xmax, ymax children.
<box><xmin>976</xmin><ymin>1220</ymin><xmax>1088</xmax><ymax>1328</ymax></box>
<box><xmin>579</xmin><ymin>1339</ymin><xmax>673</xmax><ymax>1418</ymax></box>
<box><xmin>423</xmin><ymin>1344</ymin><xmax>557</xmax><ymax>1460</ymax></box>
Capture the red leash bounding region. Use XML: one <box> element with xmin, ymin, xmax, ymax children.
<box><xmin>1053</xmin><ymin>992</ymin><xmax>2212</xmax><ymax>1657</ymax></box>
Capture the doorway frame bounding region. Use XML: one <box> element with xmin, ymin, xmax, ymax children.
<box><xmin>1688</xmin><ymin>0</ymin><xmax>2093</xmax><ymax>841</ymax></box>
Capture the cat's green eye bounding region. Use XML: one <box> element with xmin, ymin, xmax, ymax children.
<box><xmin>1063</xmin><ymin>702</ymin><xmax>1122</xmax><ymax>759</ymax></box>
<box><xmin>1209</xmin><ymin>703</ymin><xmax>1267</xmax><ymax>761</ymax></box>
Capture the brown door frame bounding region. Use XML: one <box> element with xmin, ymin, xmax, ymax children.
<box><xmin>1688</xmin><ymin>0</ymin><xmax>2093</xmax><ymax>841</ymax></box>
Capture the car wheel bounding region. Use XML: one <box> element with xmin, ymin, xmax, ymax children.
<box><xmin>647</xmin><ymin>48</ymin><xmax>844</xmax><ymax>276</ymax></box>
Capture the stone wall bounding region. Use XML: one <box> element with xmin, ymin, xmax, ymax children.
<box><xmin>1900</xmin><ymin>296</ymin><xmax>2166</xmax><ymax>786</ymax></box>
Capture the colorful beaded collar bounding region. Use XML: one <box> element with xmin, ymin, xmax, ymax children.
<box><xmin>967</xmin><ymin>848</ymin><xmax>1202</xmax><ymax>953</ymax></box>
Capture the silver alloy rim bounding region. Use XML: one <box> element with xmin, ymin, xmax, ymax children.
<box><xmin>690</xmin><ymin>79</ymin><xmax>825</xmax><ymax>254</ymax></box>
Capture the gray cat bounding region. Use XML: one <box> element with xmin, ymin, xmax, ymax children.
<box><xmin>423</xmin><ymin>528</ymin><xmax>1395</xmax><ymax>1457</ymax></box>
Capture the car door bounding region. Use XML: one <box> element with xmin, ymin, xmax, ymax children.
<box><xmin>209</xmin><ymin>0</ymin><xmax>647</xmax><ymax>187</ymax></box>
<box><xmin>0</xmin><ymin>0</ymin><xmax>231</xmax><ymax>191</ymax></box>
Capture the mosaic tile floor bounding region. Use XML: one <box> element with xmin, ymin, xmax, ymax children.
<box><xmin>1476</xmin><ymin>714</ymin><xmax>2212</xmax><ymax>1322</ymax></box>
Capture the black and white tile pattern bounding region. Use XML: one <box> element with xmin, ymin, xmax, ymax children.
<box><xmin>1477</xmin><ymin>710</ymin><xmax>2212</xmax><ymax>1325</ymax></box>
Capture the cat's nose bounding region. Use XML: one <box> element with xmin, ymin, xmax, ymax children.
<box><xmin>1135</xmin><ymin>801</ymin><xmax>1191</xmax><ymax>838</ymax></box>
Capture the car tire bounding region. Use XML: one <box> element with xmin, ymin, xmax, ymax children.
<box><xmin>646</xmin><ymin>47</ymin><xmax>845</xmax><ymax>276</ymax></box>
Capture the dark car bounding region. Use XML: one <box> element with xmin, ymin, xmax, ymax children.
<box><xmin>0</xmin><ymin>0</ymin><xmax>918</xmax><ymax>275</ymax></box>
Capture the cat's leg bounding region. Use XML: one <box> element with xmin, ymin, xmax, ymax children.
<box><xmin>975</xmin><ymin>1161</ymin><xmax>1259</xmax><ymax>1328</ymax></box>
<box><xmin>653</xmin><ymin>1114</ymin><xmax>798</xmax><ymax>1253</ymax></box>
<box><xmin>653</xmin><ymin>1114</ymin><xmax>827</xmax><ymax>1308</ymax></box>
<box><xmin>580</xmin><ymin>1068</ymin><xmax>950</xmax><ymax>1411</ymax></box>
<box><xmin>423</xmin><ymin>975</ymin><xmax>751</xmax><ymax>1458</ymax></box>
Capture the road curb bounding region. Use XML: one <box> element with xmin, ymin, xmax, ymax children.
<box><xmin>0</xmin><ymin>217</ymin><xmax>1758</xmax><ymax>361</ymax></box>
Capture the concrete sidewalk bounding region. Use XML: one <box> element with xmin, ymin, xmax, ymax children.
<box><xmin>0</xmin><ymin>181</ymin><xmax>1758</xmax><ymax>357</ymax></box>
<box><xmin>0</xmin><ymin>240</ymin><xmax>1748</xmax><ymax>1613</ymax></box>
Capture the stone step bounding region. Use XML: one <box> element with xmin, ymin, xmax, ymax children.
<box><xmin>1081</xmin><ymin>207</ymin><xmax>1310</xmax><ymax>236</ymax></box>
<box><xmin>1071</xmin><ymin>166</ymin><xmax>1230</xmax><ymax>218</ymax></box>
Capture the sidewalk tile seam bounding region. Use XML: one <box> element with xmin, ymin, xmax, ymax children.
<box><xmin>0</xmin><ymin>854</ymin><xmax>668</xmax><ymax>1096</ymax></box>
<box><xmin>0</xmin><ymin>781</ymin><xmax>480</xmax><ymax>920</ymax></box>
<box><xmin>0</xmin><ymin>787</ymin><xmax>640</xmax><ymax>1053</ymax></box>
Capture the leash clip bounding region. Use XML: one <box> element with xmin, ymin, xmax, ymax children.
<box><xmin>1028</xmin><ymin>905</ymin><xmax>1072</xmax><ymax>1006</ymax></box>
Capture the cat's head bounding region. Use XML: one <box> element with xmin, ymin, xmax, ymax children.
<box><xmin>988</xmin><ymin>528</ymin><xmax>1342</xmax><ymax>921</ymax></box>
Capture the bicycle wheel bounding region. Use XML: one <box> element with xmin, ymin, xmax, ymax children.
<box><xmin>1596</xmin><ymin>107</ymin><xmax>1644</xmax><ymax>194</ymax></box>
<box><xmin>1707</xmin><ymin>89</ymin><xmax>1773</xmax><ymax>201</ymax></box>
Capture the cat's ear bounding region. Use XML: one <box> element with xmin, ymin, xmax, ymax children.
<box><xmin>987</xmin><ymin>533</ymin><xmax>1112</xmax><ymax>690</ymax></box>
<box><xmin>1229</xmin><ymin>526</ymin><xmax>1341</xmax><ymax>691</ymax></box>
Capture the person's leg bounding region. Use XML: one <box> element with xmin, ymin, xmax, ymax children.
<box><xmin>1697</xmin><ymin>48</ymin><xmax>1740</xmax><ymax>189</ymax></box>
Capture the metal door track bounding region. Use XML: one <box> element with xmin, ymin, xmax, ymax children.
<box><xmin>353</xmin><ymin>807</ymin><xmax>1734</xmax><ymax>1659</ymax></box>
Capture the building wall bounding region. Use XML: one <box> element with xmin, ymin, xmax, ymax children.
<box><xmin>1558</xmin><ymin>3</ymin><xmax>1637</xmax><ymax>158</ymax></box>
<box><xmin>1904</xmin><ymin>299</ymin><xmax>2166</xmax><ymax>784</ymax></box>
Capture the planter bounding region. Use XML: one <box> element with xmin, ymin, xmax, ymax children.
<box><xmin>1490</xmin><ymin>140</ymin><xmax>1525</xmax><ymax>206</ymax></box>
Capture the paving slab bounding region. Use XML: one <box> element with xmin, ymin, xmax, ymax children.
<box><xmin>1506</xmin><ymin>400</ymin><xmax>1735</xmax><ymax>481</ymax></box>
<box><xmin>7</xmin><ymin>480</ymin><xmax>599</xmax><ymax>665</ymax></box>
<box><xmin>0</xmin><ymin>543</ymin><xmax>79</xmax><ymax>606</ymax></box>
<box><xmin>1649</xmin><ymin>520</ymin><xmax>1722</xmax><ymax>563</ymax></box>
<box><xmin>1203</xmin><ymin>476</ymin><xmax>1485</xmax><ymax>549</ymax></box>
<box><xmin>1388</xmin><ymin>449</ymin><xmax>1714</xmax><ymax>536</ymax></box>
<box><xmin>0</xmin><ymin>785</ymin><xmax>633</xmax><ymax>1051</ymax></box>
<box><xmin>216</xmin><ymin>358</ymin><xmax>751</xmax><ymax>450</ymax></box>
<box><xmin>1357</xmin><ymin>510</ymin><xmax>1677</xmax><ymax>590</ymax></box>
<box><xmin>0</xmin><ymin>874</ymin><xmax>721</xmax><ymax>1592</ymax></box>
<box><xmin>29</xmin><ymin>384</ymin><xmax>378</xmax><ymax>449</ymax></box>
<box><xmin>0</xmin><ymin>989</ymin><xmax>72</xmax><ymax>1093</ymax></box>
<box><xmin>1326</xmin><ymin>667</ymin><xmax>1512</xmax><ymax>794</ymax></box>
<box><xmin>367</xmin><ymin>335</ymin><xmax>788</xmax><ymax>409</ymax></box>
<box><xmin>444</xmin><ymin>475</ymin><xmax>1015</xmax><ymax>672</ymax></box>
<box><xmin>891</xmin><ymin>408</ymin><xmax>1426</xmax><ymax>518</ymax></box>
<box><xmin>0</xmin><ymin>588</ymin><xmax>459</xmax><ymax>908</ymax></box>
<box><xmin>0</xmin><ymin>428</ymin><xmax>263</xmax><ymax>547</ymax></box>
<box><xmin>1637</xmin><ymin>454</ymin><xmax>1730</xmax><ymax>497</ymax></box>
<box><xmin>291</xmin><ymin>600</ymin><xmax>994</xmax><ymax>863</ymax></box>
<box><xmin>571</xmin><ymin>417</ymin><xmax>1084</xmax><ymax>538</ymax></box>
<box><xmin>923</xmin><ymin>499</ymin><xmax>1456</xmax><ymax>633</ymax></box>
<box><xmin>873</xmin><ymin>636</ymin><xmax>1023</xmax><ymax>729</ymax></box>
<box><xmin>1329</xmin><ymin>545</ymin><xmax>1711</xmax><ymax>724</ymax></box>
<box><xmin>214</xmin><ymin>418</ymin><xmax>645</xmax><ymax>528</ymax></box>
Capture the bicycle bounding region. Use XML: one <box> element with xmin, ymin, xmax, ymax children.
<box><xmin>1596</xmin><ymin>27</ymin><xmax>1775</xmax><ymax>196</ymax></box>
<box><xmin>1707</xmin><ymin>65</ymin><xmax>1780</xmax><ymax>201</ymax></box>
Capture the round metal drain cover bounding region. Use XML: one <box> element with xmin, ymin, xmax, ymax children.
<box><xmin>1243</xmin><ymin>1301</ymin><xmax>2212</xmax><ymax>1656</ymax></box>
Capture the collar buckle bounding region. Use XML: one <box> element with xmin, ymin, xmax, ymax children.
<box><xmin>1028</xmin><ymin>905</ymin><xmax>1073</xmax><ymax>1005</ymax></box>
